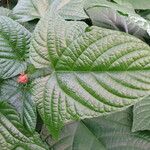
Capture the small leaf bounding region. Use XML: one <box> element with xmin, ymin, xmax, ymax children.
<box><xmin>0</xmin><ymin>78</ymin><xmax>36</xmax><ymax>133</ymax></box>
<box><xmin>30</xmin><ymin>10</ymin><xmax>150</xmax><ymax>138</ymax></box>
<box><xmin>0</xmin><ymin>16</ymin><xmax>31</xmax><ymax>79</ymax></box>
<box><xmin>0</xmin><ymin>101</ymin><xmax>48</xmax><ymax>150</ymax></box>
<box><xmin>41</xmin><ymin>108</ymin><xmax>150</xmax><ymax>150</ymax></box>
<box><xmin>132</xmin><ymin>96</ymin><xmax>150</xmax><ymax>132</ymax></box>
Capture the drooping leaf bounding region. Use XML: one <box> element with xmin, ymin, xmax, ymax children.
<box><xmin>41</xmin><ymin>108</ymin><xmax>150</xmax><ymax>150</ymax></box>
<box><xmin>85</xmin><ymin>7</ymin><xmax>149</xmax><ymax>41</ymax></box>
<box><xmin>0</xmin><ymin>101</ymin><xmax>48</xmax><ymax>150</ymax></box>
<box><xmin>0</xmin><ymin>16</ymin><xmax>31</xmax><ymax>79</ymax></box>
<box><xmin>30</xmin><ymin>10</ymin><xmax>150</xmax><ymax>138</ymax></box>
<box><xmin>128</xmin><ymin>14</ymin><xmax>150</xmax><ymax>36</ymax></box>
<box><xmin>113</xmin><ymin>0</ymin><xmax>150</xmax><ymax>10</ymax></box>
<box><xmin>132</xmin><ymin>96</ymin><xmax>150</xmax><ymax>132</ymax></box>
<box><xmin>12</xmin><ymin>0</ymin><xmax>88</xmax><ymax>22</ymax></box>
<box><xmin>0</xmin><ymin>78</ymin><xmax>37</xmax><ymax>133</ymax></box>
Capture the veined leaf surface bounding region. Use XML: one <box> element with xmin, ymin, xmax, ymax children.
<box><xmin>0</xmin><ymin>78</ymin><xmax>37</xmax><ymax>133</ymax></box>
<box><xmin>30</xmin><ymin>11</ymin><xmax>150</xmax><ymax>138</ymax></box>
<box><xmin>0</xmin><ymin>16</ymin><xmax>31</xmax><ymax>79</ymax></box>
<box><xmin>0</xmin><ymin>101</ymin><xmax>48</xmax><ymax>150</ymax></box>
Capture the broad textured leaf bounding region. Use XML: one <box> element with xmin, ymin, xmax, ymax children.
<box><xmin>41</xmin><ymin>108</ymin><xmax>150</xmax><ymax>150</ymax></box>
<box><xmin>12</xmin><ymin>0</ymin><xmax>88</xmax><ymax>22</ymax></box>
<box><xmin>113</xmin><ymin>0</ymin><xmax>150</xmax><ymax>10</ymax></box>
<box><xmin>0</xmin><ymin>16</ymin><xmax>31</xmax><ymax>79</ymax></box>
<box><xmin>85</xmin><ymin>7</ymin><xmax>149</xmax><ymax>41</ymax></box>
<box><xmin>0</xmin><ymin>101</ymin><xmax>48</xmax><ymax>150</ymax></box>
<box><xmin>132</xmin><ymin>96</ymin><xmax>150</xmax><ymax>132</ymax></box>
<box><xmin>30</xmin><ymin>10</ymin><xmax>150</xmax><ymax>138</ymax></box>
<box><xmin>0</xmin><ymin>7</ymin><xmax>11</xmax><ymax>17</ymax></box>
<box><xmin>0</xmin><ymin>78</ymin><xmax>37</xmax><ymax>133</ymax></box>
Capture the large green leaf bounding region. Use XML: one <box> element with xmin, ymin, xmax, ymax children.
<box><xmin>0</xmin><ymin>101</ymin><xmax>48</xmax><ymax>150</ymax></box>
<box><xmin>0</xmin><ymin>16</ymin><xmax>31</xmax><ymax>79</ymax></box>
<box><xmin>132</xmin><ymin>96</ymin><xmax>150</xmax><ymax>132</ymax></box>
<box><xmin>30</xmin><ymin>10</ymin><xmax>150</xmax><ymax>138</ymax></box>
<box><xmin>12</xmin><ymin>0</ymin><xmax>88</xmax><ymax>22</ymax></box>
<box><xmin>56</xmin><ymin>0</ymin><xmax>88</xmax><ymax>20</ymax></box>
<box><xmin>113</xmin><ymin>0</ymin><xmax>150</xmax><ymax>10</ymax></box>
<box><xmin>41</xmin><ymin>108</ymin><xmax>150</xmax><ymax>150</ymax></box>
<box><xmin>0</xmin><ymin>78</ymin><xmax>37</xmax><ymax>133</ymax></box>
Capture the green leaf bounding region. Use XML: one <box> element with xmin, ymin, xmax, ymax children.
<box><xmin>84</xmin><ymin>0</ymin><xmax>135</xmax><ymax>16</ymax></box>
<box><xmin>12</xmin><ymin>0</ymin><xmax>53</xmax><ymax>22</ymax></box>
<box><xmin>132</xmin><ymin>96</ymin><xmax>150</xmax><ymax>132</ymax></box>
<box><xmin>85</xmin><ymin>7</ymin><xmax>149</xmax><ymax>41</ymax></box>
<box><xmin>0</xmin><ymin>101</ymin><xmax>48</xmax><ymax>150</ymax></box>
<box><xmin>113</xmin><ymin>0</ymin><xmax>150</xmax><ymax>10</ymax></box>
<box><xmin>56</xmin><ymin>0</ymin><xmax>88</xmax><ymax>20</ymax></box>
<box><xmin>0</xmin><ymin>16</ymin><xmax>31</xmax><ymax>79</ymax></box>
<box><xmin>12</xmin><ymin>0</ymin><xmax>88</xmax><ymax>22</ymax></box>
<box><xmin>30</xmin><ymin>10</ymin><xmax>150</xmax><ymax>139</ymax></box>
<box><xmin>0</xmin><ymin>7</ymin><xmax>11</xmax><ymax>17</ymax></box>
<box><xmin>41</xmin><ymin>108</ymin><xmax>150</xmax><ymax>150</ymax></box>
<box><xmin>0</xmin><ymin>78</ymin><xmax>37</xmax><ymax>133</ymax></box>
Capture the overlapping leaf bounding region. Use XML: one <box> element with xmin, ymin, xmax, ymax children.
<box><xmin>12</xmin><ymin>0</ymin><xmax>88</xmax><ymax>22</ymax></box>
<box><xmin>0</xmin><ymin>16</ymin><xmax>31</xmax><ymax>79</ymax></box>
<box><xmin>85</xmin><ymin>7</ymin><xmax>149</xmax><ymax>41</ymax></box>
<box><xmin>132</xmin><ymin>96</ymin><xmax>150</xmax><ymax>132</ymax></box>
<box><xmin>0</xmin><ymin>101</ymin><xmax>48</xmax><ymax>150</ymax></box>
<box><xmin>30</xmin><ymin>9</ymin><xmax>150</xmax><ymax>138</ymax></box>
<box><xmin>0</xmin><ymin>78</ymin><xmax>37</xmax><ymax>133</ymax></box>
<box><xmin>41</xmin><ymin>108</ymin><xmax>150</xmax><ymax>150</ymax></box>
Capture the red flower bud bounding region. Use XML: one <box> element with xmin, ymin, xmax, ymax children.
<box><xmin>17</xmin><ymin>73</ymin><xmax>28</xmax><ymax>84</ymax></box>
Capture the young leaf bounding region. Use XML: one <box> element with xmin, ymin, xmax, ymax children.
<box><xmin>0</xmin><ymin>101</ymin><xmax>48</xmax><ymax>150</ymax></box>
<box><xmin>41</xmin><ymin>108</ymin><xmax>150</xmax><ymax>150</ymax></box>
<box><xmin>0</xmin><ymin>16</ymin><xmax>31</xmax><ymax>79</ymax></box>
<box><xmin>132</xmin><ymin>96</ymin><xmax>150</xmax><ymax>132</ymax></box>
<box><xmin>30</xmin><ymin>10</ymin><xmax>150</xmax><ymax>138</ymax></box>
<box><xmin>0</xmin><ymin>78</ymin><xmax>37</xmax><ymax>133</ymax></box>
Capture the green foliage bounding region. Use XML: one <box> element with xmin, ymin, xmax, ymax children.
<box><xmin>0</xmin><ymin>101</ymin><xmax>48</xmax><ymax>150</ymax></box>
<box><xmin>0</xmin><ymin>0</ymin><xmax>150</xmax><ymax>149</ymax></box>
<box><xmin>0</xmin><ymin>16</ymin><xmax>31</xmax><ymax>79</ymax></box>
<box><xmin>41</xmin><ymin>108</ymin><xmax>150</xmax><ymax>150</ymax></box>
